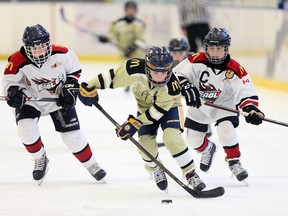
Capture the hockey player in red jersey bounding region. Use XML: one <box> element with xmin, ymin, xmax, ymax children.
<box><xmin>1</xmin><ymin>24</ymin><xmax>106</xmax><ymax>185</ymax></box>
<box><xmin>174</xmin><ymin>27</ymin><xmax>265</xmax><ymax>183</ymax></box>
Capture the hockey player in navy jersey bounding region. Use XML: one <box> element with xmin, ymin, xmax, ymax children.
<box><xmin>2</xmin><ymin>24</ymin><xmax>106</xmax><ymax>185</ymax></box>
<box><xmin>78</xmin><ymin>46</ymin><xmax>207</xmax><ymax>192</ymax></box>
<box><xmin>174</xmin><ymin>27</ymin><xmax>265</xmax><ymax>183</ymax></box>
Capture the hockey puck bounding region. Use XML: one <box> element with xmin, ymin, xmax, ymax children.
<box><xmin>161</xmin><ymin>199</ymin><xmax>172</xmax><ymax>204</ymax></box>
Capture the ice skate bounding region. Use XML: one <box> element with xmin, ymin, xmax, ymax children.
<box><xmin>33</xmin><ymin>153</ymin><xmax>49</xmax><ymax>186</ymax></box>
<box><xmin>153</xmin><ymin>167</ymin><xmax>168</xmax><ymax>191</ymax></box>
<box><xmin>88</xmin><ymin>163</ymin><xmax>107</xmax><ymax>182</ymax></box>
<box><xmin>228</xmin><ymin>159</ymin><xmax>248</xmax><ymax>184</ymax></box>
<box><xmin>200</xmin><ymin>141</ymin><xmax>217</xmax><ymax>172</ymax></box>
<box><xmin>186</xmin><ymin>169</ymin><xmax>206</xmax><ymax>192</ymax></box>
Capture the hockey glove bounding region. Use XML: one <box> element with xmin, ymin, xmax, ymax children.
<box><xmin>242</xmin><ymin>105</ymin><xmax>265</xmax><ymax>125</ymax></box>
<box><xmin>180</xmin><ymin>78</ymin><xmax>201</xmax><ymax>108</ymax></box>
<box><xmin>124</xmin><ymin>43</ymin><xmax>137</xmax><ymax>58</ymax></box>
<box><xmin>78</xmin><ymin>82</ymin><xmax>99</xmax><ymax>106</ymax></box>
<box><xmin>117</xmin><ymin>115</ymin><xmax>142</xmax><ymax>140</ymax></box>
<box><xmin>57</xmin><ymin>78</ymin><xmax>79</xmax><ymax>108</ymax></box>
<box><xmin>6</xmin><ymin>86</ymin><xmax>26</xmax><ymax>108</ymax></box>
<box><xmin>98</xmin><ymin>35</ymin><xmax>109</xmax><ymax>43</ymax></box>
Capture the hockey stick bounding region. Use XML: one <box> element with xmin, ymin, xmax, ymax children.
<box><xmin>0</xmin><ymin>96</ymin><xmax>57</xmax><ymax>102</ymax></box>
<box><xmin>93</xmin><ymin>101</ymin><xmax>225</xmax><ymax>198</ymax></box>
<box><xmin>59</xmin><ymin>6</ymin><xmax>126</xmax><ymax>51</ymax></box>
<box><xmin>204</xmin><ymin>101</ymin><xmax>288</xmax><ymax>127</ymax></box>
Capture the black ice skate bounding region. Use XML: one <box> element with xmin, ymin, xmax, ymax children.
<box><xmin>33</xmin><ymin>153</ymin><xmax>49</xmax><ymax>186</ymax></box>
<box><xmin>186</xmin><ymin>169</ymin><xmax>206</xmax><ymax>192</ymax></box>
<box><xmin>200</xmin><ymin>141</ymin><xmax>217</xmax><ymax>172</ymax></box>
<box><xmin>228</xmin><ymin>159</ymin><xmax>248</xmax><ymax>183</ymax></box>
<box><xmin>153</xmin><ymin>167</ymin><xmax>168</xmax><ymax>191</ymax></box>
<box><xmin>88</xmin><ymin>163</ymin><xmax>107</xmax><ymax>181</ymax></box>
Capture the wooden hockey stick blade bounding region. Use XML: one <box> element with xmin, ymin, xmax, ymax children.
<box><xmin>0</xmin><ymin>96</ymin><xmax>57</xmax><ymax>102</ymax></box>
<box><xmin>93</xmin><ymin>101</ymin><xmax>225</xmax><ymax>198</ymax></box>
<box><xmin>204</xmin><ymin>101</ymin><xmax>288</xmax><ymax>127</ymax></box>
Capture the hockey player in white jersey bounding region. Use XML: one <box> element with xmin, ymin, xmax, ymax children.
<box><xmin>174</xmin><ymin>27</ymin><xmax>265</xmax><ymax>183</ymax></box>
<box><xmin>2</xmin><ymin>24</ymin><xmax>106</xmax><ymax>185</ymax></box>
<box><xmin>168</xmin><ymin>38</ymin><xmax>212</xmax><ymax>138</ymax></box>
<box><xmin>78</xmin><ymin>46</ymin><xmax>207</xmax><ymax>192</ymax></box>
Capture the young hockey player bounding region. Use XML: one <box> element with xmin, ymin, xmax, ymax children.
<box><xmin>174</xmin><ymin>27</ymin><xmax>265</xmax><ymax>183</ymax></box>
<box><xmin>98</xmin><ymin>1</ymin><xmax>147</xmax><ymax>93</ymax></box>
<box><xmin>98</xmin><ymin>1</ymin><xmax>147</xmax><ymax>61</ymax></box>
<box><xmin>2</xmin><ymin>24</ymin><xmax>106</xmax><ymax>185</ymax></box>
<box><xmin>78</xmin><ymin>46</ymin><xmax>207</xmax><ymax>192</ymax></box>
<box><xmin>168</xmin><ymin>38</ymin><xmax>213</xmax><ymax>138</ymax></box>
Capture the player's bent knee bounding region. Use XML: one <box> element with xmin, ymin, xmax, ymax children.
<box><xmin>60</xmin><ymin>130</ymin><xmax>88</xmax><ymax>152</ymax></box>
<box><xmin>186</xmin><ymin>129</ymin><xmax>206</xmax><ymax>149</ymax></box>
<box><xmin>17</xmin><ymin>118</ymin><xmax>40</xmax><ymax>143</ymax></box>
<box><xmin>217</xmin><ymin>121</ymin><xmax>238</xmax><ymax>146</ymax></box>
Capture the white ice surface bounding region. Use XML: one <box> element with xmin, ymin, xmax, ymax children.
<box><xmin>0</xmin><ymin>61</ymin><xmax>288</xmax><ymax>216</ymax></box>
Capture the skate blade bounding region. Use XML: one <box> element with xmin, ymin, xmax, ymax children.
<box><xmin>97</xmin><ymin>177</ymin><xmax>107</xmax><ymax>184</ymax></box>
<box><xmin>241</xmin><ymin>178</ymin><xmax>249</xmax><ymax>186</ymax></box>
<box><xmin>37</xmin><ymin>165</ymin><xmax>49</xmax><ymax>186</ymax></box>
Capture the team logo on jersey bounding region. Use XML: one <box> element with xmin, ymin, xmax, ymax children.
<box><xmin>171</xmin><ymin>81</ymin><xmax>180</xmax><ymax>91</ymax></box>
<box><xmin>51</xmin><ymin>62</ymin><xmax>62</xmax><ymax>68</ymax></box>
<box><xmin>225</xmin><ymin>70</ymin><xmax>234</xmax><ymax>79</ymax></box>
<box><xmin>199</xmin><ymin>82</ymin><xmax>222</xmax><ymax>102</ymax></box>
<box><xmin>32</xmin><ymin>73</ymin><xmax>64</xmax><ymax>94</ymax></box>
<box><xmin>130</xmin><ymin>59</ymin><xmax>140</xmax><ymax>68</ymax></box>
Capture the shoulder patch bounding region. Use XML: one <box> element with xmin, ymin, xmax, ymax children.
<box><xmin>166</xmin><ymin>73</ymin><xmax>181</xmax><ymax>96</ymax></box>
<box><xmin>51</xmin><ymin>44</ymin><xmax>69</xmax><ymax>55</ymax></box>
<box><xmin>126</xmin><ymin>58</ymin><xmax>146</xmax><ymax>75</ymax></box>
<box><xmin>226</xmin><ymin>58</ymin><xmax>248</xmax><ymax>78</ymax></box>
<box><xmin>4</xmin><ymin>49</ymin><xmax>29</xmax><ymax>75</ymax></box>
<box><xmin>187</xmin><ymin>52</ymin><xmax>209</xmax><ymax>64</ymax></box>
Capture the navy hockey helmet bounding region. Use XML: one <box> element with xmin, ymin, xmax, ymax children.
<box><xmin>203</xmin><ymin>27</ymin><xmax>231</xmax><ymax>64</ymax></box>
<box><xmin>125</xmin><ymin>1</ymin><xmax>137</xmax><ymax>11</ymax></box>
<box><xmin>145</xmin><ymin>46</ymin><xmax>174</xmax><ymax>87</ymax></box>
<box><xmin>168</xmin><ymin>38</ymin><xmax>189</xmax><ymax>52</ymax></box>
<box><xmin>22</xmin><ymin>24</ymin><xmax>52</xmax><ymax>67</ymax></box>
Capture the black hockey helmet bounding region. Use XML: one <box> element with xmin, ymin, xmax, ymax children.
<box><xmin>22</xmin><ymin>24</ymin><xmax>52</xmax><ymax>67</ymax></box>
<box><xmin>125</xmin><ymin>1</ymin><xmax>137</xmax><ymax>11</ymax></box>
<box><xmin>145</xmin><ymin>46</ymin><xmax>174</xmax><ymax>87</ymax></box>
<box><xmin>203</xmin><ymin>27</ymin><xmax>231</xmax><ymax>64</ymax></box>
<box><xmin>168</xmin><ymin>38</ymin><xmax>189</xmax><ymax>52</ymax></box>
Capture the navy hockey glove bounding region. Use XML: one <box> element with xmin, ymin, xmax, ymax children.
<box><xmin>180</xmin><ymin>78</ymin><xmax>201</xmax><ymax>108</ymax></box>
<box><xmin>124</xmin><ymin>43</ymin><xmax>137</xmax><ymax>58</ymax></box>
<box><xmin>57</xmin><ymin>78</ymin><xmax>79</xmax><ymax>108</ymax></box>
<box><xmin>6</xmin><ymin>86</ymin><xmax>26</xmax><ymax>108</ymax></box>
<box><xmin>117</xmin><ymin>115</ymin><xmax>142</xmax><ymax>140</ymax></box>
<box><xmin>78</xmin><ymin>82</ymin><xmax>99</xmax><ymax>106</ymax></box>
<box><xmin>98</xmin><ymin>35</ymin><xmax>109</xmax><ymax>43</ymax></box>
<box><xmin>242</xmin><ymin>105</ymin><xmax>265</xmax><ymax>125</ymax></box>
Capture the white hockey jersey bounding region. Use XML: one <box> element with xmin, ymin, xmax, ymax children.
<box><xmin>2</xmin><ymin>45</ymin><xmax>81</xmax><ymax>115</ymax></box>
<box><xmin>174</xmin><ymin>52</ymin><xmax>259</xmax><ymax>124</ymax></box>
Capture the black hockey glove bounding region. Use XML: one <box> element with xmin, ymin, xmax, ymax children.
<box><xmin>98</xmin><ymin>35</ymin><xmax>109</xmax><ymax>43</ymax></box>
<box><xmin>6</xmin><ymin>86</ymin><xmax>26</xmax><ymax>108</ymax></box>
<box><xmin>180</xmin><ymin>78</ymin><xmax>201</xmax><ymax>108</ymax></box>
<box><xmin>242</xmin><ymin>105</ymin><xmax>265</xmax><ymax>125</ymax></box>
<box><xmin>78</xmin><ymin>82</ymin><xmax>99</xmax><ymax>106</ymax></box>
<box><xmin>124</xmin><ymin>43</ymin><xmax>137</xmax><ymax>58</ymax></box>
<box><xmin>116</xmin><ymin>115</ymin><xmax>142</xmax><ymax>140</ymax></box>
<box><xmin>57</xmin><ymin>78</ymin><xmax>79</xmax><ymax>108</ymax></box>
